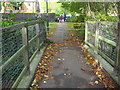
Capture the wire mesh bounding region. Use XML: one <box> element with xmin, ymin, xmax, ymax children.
<box><xmin>99</xmin><ymin>22</ymin><xmax>118</xmax><ymax>42</ymax></box>
<box><xmin>98</xmin><ymin>39</ymin><xmax>117</xmax><ymax>61</ymax></box>
<box><xmin>87</xmin><ymin>22</ymin><xmax>96</xmax><ymax>34</ymax></box>
<box><xmin>1</xmin><ymin>22</ymin><xmax>45</xmax><ymax>88</ymax></box>
<box><xmin>87</xmin><ymin>34</ymin><xmax>95</xmax><ymax>46</ymax></box>
<box><xmin>29</xmin><ymin>39</ymin><xmax>37</xmax><ymax>59</ymax></box>
<box><xmin>28</xmin><ymin>25</ymin><xmax>36</xmax><ymax>41</ymax></box>
<box><xmin>86</xmin><ymin>21</ymin><xmax>118</xmax><ymax>63</ymax></box>
<box><xmin>28</xmin><ymin>25</ymin><xmax>37</xmax><ymax>59</ymax></box>
<box><xmin>2</xmin><ymin>55</ymin><xmax>24</xmax><ymax>88</ymax></box>
<box><xmin>2</xmin><ymin>28</ymin><xmax>23</xmax><ymax>66</ymax></box>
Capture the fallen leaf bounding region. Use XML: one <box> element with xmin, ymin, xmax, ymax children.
<box><xmin>88</xmin><ymin>82</ymin><xmax>95</xmax><ymax>86</ymax></box>
<box><xmin>43</xmin><ymin>81</ymin><xmax>47</xmax><ymax>84</ymax></box>
<box><xmin>64</xmin><ymin>73</ymin><xmax>67</xmax><ymax>75</ymax></box>
<box><xmin>95</xmin><ymin>81</ymin><xmax>99</xmax><ymax>84</ymax></box>
<box><xmin>81</xmin><ymin>68</ymin><xmax>86</xmax><ymax>71</ymax></box>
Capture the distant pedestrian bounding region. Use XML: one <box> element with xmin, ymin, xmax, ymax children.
<box><xmin>59</xmin><ymin>15</ymin><xmax>63</xmax><ymax>23</ymax></box>
<box><xmin>63</xmin><ymin>13</ymin><xmax>66</xmax><ymax>22</ymax></box>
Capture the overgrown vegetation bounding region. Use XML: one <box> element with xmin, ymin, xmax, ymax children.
<box><xmin>1</xmin><ymin>18</ymin><xmax>43</xmax><ymax>28</ymax></box>
<box><xmin>60</xmin><ymin>1</ymin><xmax>119</xmax><ymax>22</ymax></box>
<box><xmin>1</xmin><ymin>1</ymin><xmax>43</xmax><ymax>28</ymax></box>
<box><xmin>59</xmin><ymin>1</ymin><xmax>119</xmax><ymax>37</ymax></box>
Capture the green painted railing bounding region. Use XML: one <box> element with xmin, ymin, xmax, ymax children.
<box><xmin>0</xmin><ymin>21</ymin><xmax>46</xmax><ymax>88</ymax></box>
<box><xmin>85</xmin><ymin>21</ymin><xmax>120</xmax><ymax>71</ymax></box>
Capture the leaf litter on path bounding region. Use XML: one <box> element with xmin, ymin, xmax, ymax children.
<box><xmin>30</xmin><ymin>29</ymin><xmax>117</xmax><ymax>89</ymax></box>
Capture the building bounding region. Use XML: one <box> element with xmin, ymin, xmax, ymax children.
<box><xmin>0</xmin><ymin>0</ymin><xmax>40</xmax><ymax>13</ymax></box>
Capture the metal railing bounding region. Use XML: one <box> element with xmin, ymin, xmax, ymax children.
<box><xmin>0</xmin><ymin>21</ymin><xmax>46</xmax><ymax>88</ymax></box>
<box><xmin>85</xmin><ymin>21</ymin><xmax>120</xmax><ymax>70</ymax></box>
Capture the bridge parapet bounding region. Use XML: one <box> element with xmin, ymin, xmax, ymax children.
<box><xmin>0</xmin><ymin>20</ymin><xmax>46</xmax><ymax>88</ymax></box>
<box><xmin>85</xmin><ymin>21</ymin><xmax>120</xmax><ymax>85</ymax></box>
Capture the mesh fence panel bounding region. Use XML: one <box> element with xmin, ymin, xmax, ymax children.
<box><xmin>87</xmin><ymin>34</ymin><xmax>95</xmax><ymax>46</ymax></box>
<box><xmin>28</xmin><ymin>25</ymin><xmax>37</xmax><ymax>59</ymax></box>
<box><xmin>2</xmin><ymin>55</ymin><xmax>24</xmax><ymax>88</ymax></box>
<box><xmin>29</xmin><ymin>39</ymin><xmax>37</xmax><ymax>59</ymax></box>
<box><xmin>98</xmin><ymin>40</ymin><xmax>117</xmax><ymax>61</ymax></box>
<box><xmin>86</xmin><ymin>21</ymin><xmax>118</xmax><ymax>64</ymax></box>
<box><xmin>99</xmin><ymin>22</ymin><xmax>117</xmax><ymax>42</ymax></box>
<box><xmin>87</xmin><ymin>22</ymin><xmax>96</xmax><ymax>34</ymax></box>
<box><xmin>28</xmin><ymin>25</ymin><xmax>36</xmax><ymax>41</ymax></box>
<box><xmin>2</xmin><ymin>28</ymin><xmax>23</xmax><ymax>66</ymax></box>
<box><xmin>1</xmin><ymin>21</ymin><xmax>45</xmax><ymax>88</ymax></box>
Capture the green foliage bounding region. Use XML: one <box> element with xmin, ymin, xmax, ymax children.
<box><xmin>60</xmin><ymin>2</ymin><xmax>119</xmax><ymax>22</ymax></box>
<box><xmin>73</xmin><ymin>22</ymin><xmax>85</xmax><ymax>41</ymax></box>
<box><xmin>8</xmin><ymin>10</ymin><xmax>17</xmax><ymax>20</ymax></box>
<box><xmin>1</xmin><ymin>18</ymin><xmax>43</xmax><ymax>28</ymax></box>
<box><xmin>1</xmin><ymin>19</ymin><xmax>14</xmax><ymax>28</ymax></box>
<box><xmin>86</xmin><ymin>15</ymin><xmax>118</xmax><ymax>22</ymax></box>
<box><xmin>66</xmin><ymin>15</ymin><xmax>85</xmax><ymax>22</ymax></box>
<box><xmin>76</xmin><ymin>15</ymin><xmax>85</xmax><ymax>22</ymax></box>
<box><xmin>66</xmin><ymin>17</ymin><xmax>77</xmax><ymax>22</ymax></box>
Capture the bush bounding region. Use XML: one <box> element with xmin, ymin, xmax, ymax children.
<box><xmin>85</xmin><ymin>15</ymin><xmax>118</xmax><ymax>22</ymax></box>
<box><xmin>66</xmin><ymin>17</ymin><xmax>78</xmax><ymax>22</ymax></box>
<box><xmin>1</xmin><ymin>18</ymin><xmax>43</xmax><ymax>28</ymax></box>
<box><xmin>66</xmin><ymin>15</ymin><xmax>85</xmax><ymax>22</ymax></box>
<box><xmin>76</xmin><ymin>15</ymin><xmax>85</xmax><ymax>22</ymax></box>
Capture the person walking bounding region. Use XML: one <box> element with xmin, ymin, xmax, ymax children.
<box><xmin>59</xmin><ymin>15</ymin><xmax>63</xmax><ymax>23</ymax></box>
<box><xmin>63</xmin><ymin>13</ymin><xmax>66</xmax><ymax>22</ymax></box>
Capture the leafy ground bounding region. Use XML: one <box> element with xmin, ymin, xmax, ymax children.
<box><xmin>30</xmin><ymin>23</ymin><xmax>117</xmax><ymax>89</ymax></box>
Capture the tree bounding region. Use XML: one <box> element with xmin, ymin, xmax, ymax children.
<box><xmin>59</xmin><ymin>1</ymin><xmax>119</xmax><ymax>21</ymax></box>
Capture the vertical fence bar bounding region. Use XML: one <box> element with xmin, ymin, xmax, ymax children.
<box><xmin>95</xmin><ymin>21</ymin><xmax>99</xmax><ymax>50</ymax></box>
<box><xmin>116</xmin><ymin>22</ymin><xmax>120</xmax><ymax>71</ymax></box>
<box><xmin>40</xmin><ymin>22</ymin><xmax>46</xmax><ymax>43</ymax></box>
<box><xmin>43</xmin><ymin>22</ymin><xmax>47</xmax><ymax>39</ymax></box>
<box><xmin>35</xmin><ymin>23</ymin><xmax>40</xmax><ymax>50</ymax></box>
<box><xmin>85</xmin><ymin>21</ymin><xmax>88</xmax><ymax>43</ymax></box>
<box><xmin>22</xmin><ymin>24</ymin><xmax>30</xmax><ymax>75</ymax></box>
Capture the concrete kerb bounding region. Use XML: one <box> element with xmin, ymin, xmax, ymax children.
<box><xmin>83</xmin><ymin>44</ymin><xmax>120</xmax><ymax>86</ymax></box>
<box><xmin>16</xmin><ymin>45</ymin><xmax>48</xmax><ymax>89</ymax></box>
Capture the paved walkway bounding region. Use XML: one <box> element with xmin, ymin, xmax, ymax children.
<box><xmin>37</xmin><ymin>23</ymin><xmax>104</xmax><ymax>88</ymax></box>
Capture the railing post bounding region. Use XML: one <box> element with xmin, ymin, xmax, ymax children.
<box><xmin>85</xmin><ymin>21</ymin><xmax>88</xmax><ymax>43</ymax></box>
<box><xmin>43</xmin><ymin>22</ymin><xmax>47</xmax><ymax>40</ymax></box>
<box><xmin>40</xmin><ymin>22</ymin><xmax>46</xmax><ymax>43</ymax></box>
<box><xmin>22</xmin><ymin>23</ymin><xmax>30</xmax><ymax>75</ymax></box>
<box><xmin>116</xmin><ymin>22</ymin><xmax>120</xmax><ymax>72</ymax></box>
<box><xmin>95</xmin><ymin>21</ymin><xmax>99</xmax><ymax>50</ymax></box>
<box><xmin>35</xmin><ymin>23</ymin><xmax>40</xmax><ymax>50</ymax></box>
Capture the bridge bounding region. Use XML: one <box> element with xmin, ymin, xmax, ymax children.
<box><xmin>0</xmin><ymin>20</ymin><xmax>120</xmax><ymax>89</ymax></box>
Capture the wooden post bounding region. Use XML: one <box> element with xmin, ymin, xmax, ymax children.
<box><xmin>35</xmin><ymin>23</ymin><xmax>40</xmax><ymax>50</ymax></box>
<box><xmin>85</xmin><ymin>21</ymin><xmax>88</xmax><ymax>43</ymax></box>
<box><xmin>43</xmin><ymin>22</ymin><xmax>47</xmax><ymax>40</ymax></box>
<box><xmin>0</xmin><ymin>28</ymin><xmax>2</xmax><ymax>65</ymax></box>
<box><xmin>116</xmin><ymin>22</ymin><xmax>120</xmax><ymax>71</ymax></box>
<box><xmin>22</xmin><ymin>25</ymin><xmax>30</xmax><ymax>75</ymax></box>
<box><xmin>95</xmin><ymin>21</ymin><xmax>99</xmax><ymax>50</ymax></box>
<box><xmin>40</xmin><ymin>22</ymin><xmax>46</xmax><ymax>43</ymax></box>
